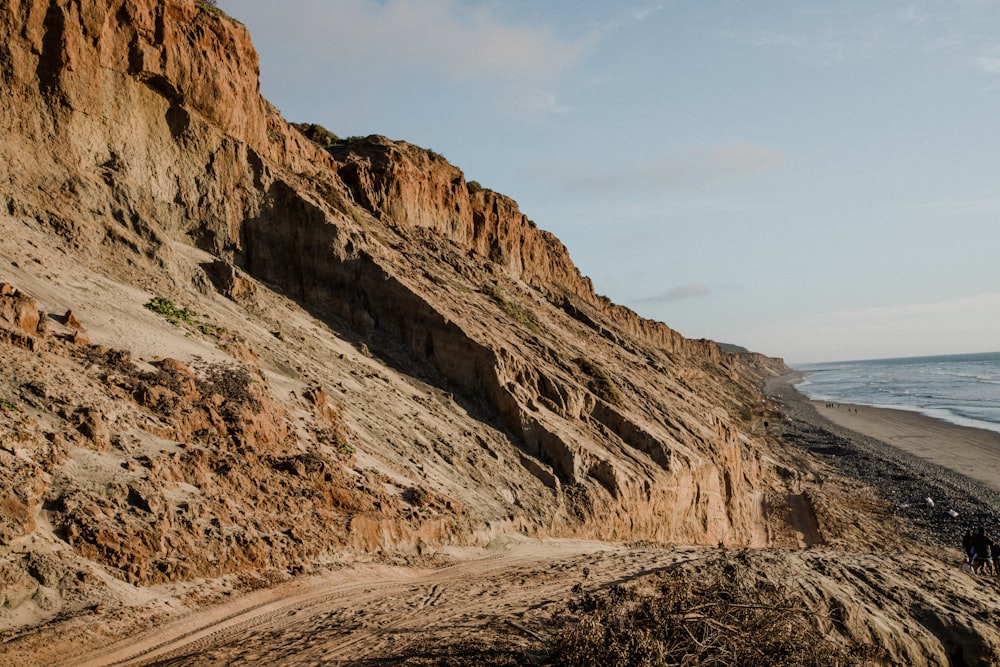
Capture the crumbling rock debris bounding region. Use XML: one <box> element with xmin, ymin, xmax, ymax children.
<box><xmin>73</xmin><ymin>406</ymin><xmax>111</xmax><ymax>450</ymax></box>
<box><xmin>0</xmin><ymin>285</ymin><xmax>41</xmax><ymax>338</ymax></box>
<box><xmin>63</xmin><ymin>309</ymin><xmax>84</xmax><ymax>330</ymax></box>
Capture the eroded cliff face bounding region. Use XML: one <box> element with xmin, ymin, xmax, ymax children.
<box><xmin>0</xmin><ymin>0</ymin><xmax>794</xmax><ymax>626</ymax></box>
<box><xmin>331</xmin><ymin>135</ymin><xmax>716</xmax><ymax>359</ymax></box>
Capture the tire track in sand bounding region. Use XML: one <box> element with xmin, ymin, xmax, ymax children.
<box><xmin>68</xmin><ymin>540</ymin><xmax>703</xmax><ymax>666</ymax></box>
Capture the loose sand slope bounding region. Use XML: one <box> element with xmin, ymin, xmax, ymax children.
<box><xmin>7</xmin><ymin>381</ymin><xmax>1000</xmax><ymax>666</ymax></box>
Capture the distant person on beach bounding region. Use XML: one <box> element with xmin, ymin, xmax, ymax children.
<box><xmin>970</xmin><ymin>526</ymin><xmax>995</xmax><ymax>574</ymax></box>
<box><xmin>963</xmin><ymin>530</ymin><xmax>973</xmax><ymax>561</ymax></box>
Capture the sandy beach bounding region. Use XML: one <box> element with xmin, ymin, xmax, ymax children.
<box><xmin>813</xmin><ymin>401</ymin><xmax>1000</xmax><ymax>493</ymax></box>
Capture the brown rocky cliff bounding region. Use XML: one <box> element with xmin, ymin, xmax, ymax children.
<box><xmin>332</xmin><ymin>135</ymin><xmax>707</xmax><ymax>358</ymax></box>
<box><xmin>0</xmin><ymin>0</ymin><xmax>336</xmax><ymax>272</ymax></box>
<box><xmin>0</xmin><ymin>0</ymin><xmax>793</xmax><ymax>615</ymax></box>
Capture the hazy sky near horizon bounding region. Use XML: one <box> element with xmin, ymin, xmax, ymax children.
<box><xmin>216</xmin><ymin>0</ymin><xmax>1000</xmax><ymax>364</ymax></box>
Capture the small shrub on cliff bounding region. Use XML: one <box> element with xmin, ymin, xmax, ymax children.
<box><xmin>423</xmin><ymin>146</ymin><xmax>446</xmax><ymax>162</ymax></box>
<box><xmin>0</xmin><ymin>398</ymin><xmax>17</xmax><ymax>411</ymax></box>
<box><xmin>145</xmin><ymin>296</ymin><xmax>225</xmax><ymax>339</ymax></box>
<box><xmin>479</xmin><ymin>284</ymin><xmax>540</xmax><ymax>333</ymax></box>
<box><xmin>198</xmin><ymin>322</ymin><xmax>226</xmax><ymax>336</ymax></box>
<box><xmin>144</xmin><ymin>296</ymin><xmax>195</xmax><ymax>325</ymax></box>
<box><xmin>195</xmin><ymin>0</ymin><xmax>221</xmax><ymax>15</ymax></box>
<box><xmin>291</xmin><ymin>122</ymin><xmax>342</xmax><ymax>149</ymax></box>
<box><xmin>575</xmin><ymin>357</ymin><xmax>623</xmax><ymax>407</ymax></box>
<box><xmin>316</xmin><ymin>428</ymin><xmax>355</xmax><ymax>456</ymax></box>
<box><xmin>193</xmin><ymin>0</ymin><xmax>241</xmax><ymax>24</ymax></box>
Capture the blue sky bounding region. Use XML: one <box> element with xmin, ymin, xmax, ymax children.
<box><xmin>215</xmin><ymin>0</ymin><xmax>1000</xmax><ymax>364</ymax></box>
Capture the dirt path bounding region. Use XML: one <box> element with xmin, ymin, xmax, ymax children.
<box><xmin>64</xmin><ymin>538</ymin><xmax>707</xmax><ymax>666</ymax></box>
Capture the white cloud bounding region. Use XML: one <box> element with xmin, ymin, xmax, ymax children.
<box><xmin>587</xmin><ymin>3</ymin><xmax>665</xmax><ymax>38</ymax></box>
<box><xmin>557</xmin><ymin>142</ymin><xmax>790</xmax><ymax>195</ymax></box>
<box><xmin>630</xmin><ymin>4</ymin><xmax>665</xmax><ymax>24</ymax></box>
<box><xmin>227</xmin><ymin>0</ymin><xmax>588</xmax><ymax>118</ymax></box>
<box><xmin>636</xmin><ymin>283</ymin><xmax>712</xmax><ymax>303</ymax></box>
<box><xmin>736</xmin><ymin>4</ymin><xmax>1000</xmax><ymax>66</ymax></box>
<box><xmin>522</xmin><ymin>91</ymin><xmax>573</xmax><ymax>115</ymax></box>
<box><xmin>976</xmin><ymin>54</ymin><xmax>1000</xmax><ymax>74</ymax></box>
<box><xmin>310</xmin><ymin>0</ymin><xmax>583</xmax><ymax>80</ymax></box>
<box><xmin>740</xmin><ymin>293</ymin><xmax>1000</xmax><ymax>364</ymax></box>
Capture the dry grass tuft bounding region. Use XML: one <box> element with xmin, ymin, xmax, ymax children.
<box><xmin>575</xmin><ymin>357</ymin><xmax>623</xmax><ymax>407</ymax></box>
<box><xmin>547</xmin><ymin>551</ymin><xmax>881</xmax><ymax>666</ymax></box>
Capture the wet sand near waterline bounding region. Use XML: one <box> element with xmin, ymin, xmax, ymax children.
<box><xmin>813</xmin><ymin>402</ymin><xmax>1000</xmax><ymax>494</ymax></box>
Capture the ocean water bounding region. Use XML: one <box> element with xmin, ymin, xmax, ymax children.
<box><xmin>794</xmin><ymin>351</ymin><xmax>1000</xmax><ymax>435</ymax></box>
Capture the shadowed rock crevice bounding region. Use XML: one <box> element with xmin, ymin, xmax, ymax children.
<box><xmin>37</xmin><ymin>2</ymin><xmax>67</xmax><ymax>95</ymax></box>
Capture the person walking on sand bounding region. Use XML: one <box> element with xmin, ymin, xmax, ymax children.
<box><xmin>970</xmin><ymin>526</ymin><xmax>995</xmax><ymax>574</ymax></box>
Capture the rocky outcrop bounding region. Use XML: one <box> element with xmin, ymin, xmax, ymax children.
<box><xmin>0</xmin><ymin>0</ymin><xmax>336</xmax><ymax>279</ymax></box>
<box><xmin>332</xmin><ymin>137</ymin><xmax>591</xmax><ymax>296</ymax></box>
<box><xmin>331</xmin><ymin>136</ymin><xmax>715</xmax><ymax>358</ymax></box>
